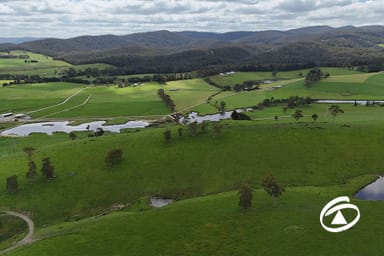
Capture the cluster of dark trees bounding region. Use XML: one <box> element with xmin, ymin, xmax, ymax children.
<box><xmin>204</xmin><ymin>78</ymin><xmax>264</xmax><ymax>92</ymax></box>
<box><xmin>356</xmin><ymin>62</ymin><xmax>384</xmax><ymax>73</ymax></box>
<box><xmin>252</xmin><ymin>96</ymin><xmax>313</xmax><ymax>110</ymax></box>
<box><xmin>158</xmin><ymin>88</ymin><xmax>176</xmax><ymax>112</ymax></box>
<box><xmin>163</xmin><ymin>122</ymin><xmax>224</xmax><ymax>143</ymax></box>
<box><xmin>239</xmin><ymin>174</ymin><xmax>285</xmax><ymax>210</ymax></box>
<box><xmin>231</xmin><ymin>111</ymin><xmax>251</xmax><ymax>120</ymax></box>
<box><xmin>284</xmin><ymin>96</ymin><xmax>313</xmax><ymax>108</ymax></box>
<box><xmin>305</xmin><ymin>68</ymin><xmax>329</xmax><ymax>87</ymax></box>
<box><xmin>24</xmin><ymin>59</ymin><xmax>38</xmax><ymax>63</ymax></box>
<box><xmin>0</xmin><ymin>53</ymin><xmax>29</xmax><ymax>59</ymax></box>
<box><xmin>1</xmin><ymin>74</ymin><xmax>93</xmax><ymax>87</ymax></box>
<box><xmin>233</xmin><ymin>80</ymin><xmax>262</xmax><ymax>92</ymax></box>
<box><xmin>6</xmin><ymin>147</ymin><xmax>55</xmax><ymax>194</ymax></box>
<box><xmin>0</xmin><ymin>55</ymin><xmax>18</xmax><ymax>59</ymax></box>
<box><xmin>204</xmin><ymin>77</ymin><xmax>231</xmax><ymax>91</ymax></box>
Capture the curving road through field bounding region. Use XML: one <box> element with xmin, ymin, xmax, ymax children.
<box><xmin>0</xmin><ymin>211</ymin><xmax>34</xmax><ymax>255</ymax></box>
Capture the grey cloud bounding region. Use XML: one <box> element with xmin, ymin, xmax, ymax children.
<box><xmin>0</xmin><ymin>0</ymin><xmax>382</xmax><ymax>37</ymax></box>
<box><xmin>279</xmin><ymin>0</ymin><xmax>317</xmax><ymax>12</ymax></box>
<box><xmin>279</xmin><ymin>0</ymin><xmax>354</xmax><ymax>12</ymax></box>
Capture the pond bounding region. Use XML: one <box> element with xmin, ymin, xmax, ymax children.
<box><xmin>2</xmin><ymin>109</ymin><xmax>248</xmax><ymax>137</ymax></box>
<box><xmin>355</xmin><ymin>176</ymin><xmax>384</xmax><ymax>200</ymax></box>
<box><xmin>179</xmin><ymin>110</ymin><xmax>243</xmax><ymax>124</ymax></box>
<box><xmin>1</xmin><ymin>120</ymin><xmax>149</xmax><ymax>137</ymax></box>
<box><xmin>150</xmin><ymin>197</ymin><xmax>173</xmax><ymax>208</ymax></box>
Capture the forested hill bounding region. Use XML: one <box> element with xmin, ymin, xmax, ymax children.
<box><xmin>1</xmin><ymin>26</ymin><xmax>384</xmax><ymax>73</ymax></box>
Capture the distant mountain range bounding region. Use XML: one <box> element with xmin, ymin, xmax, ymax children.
<box><xmin>1</xmin><ymin>26</ymin><xmax>383</xmax><ymax>73</ymax></box>
<box><xmin>0</xmin><ymin>37</ymin><xmax>42</xmax><ymax>44</ymax></box>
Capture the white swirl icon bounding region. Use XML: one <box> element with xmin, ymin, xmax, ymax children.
<box><xmin>320</xmin><ymin>196</ymin><xmax>360</xmax><ymax>233</ymax></box>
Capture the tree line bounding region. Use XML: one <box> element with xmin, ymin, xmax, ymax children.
<box><xmin>158</xmin><ymin>89</ymin><xmax>176</xmax><ymax>112</ymax></box>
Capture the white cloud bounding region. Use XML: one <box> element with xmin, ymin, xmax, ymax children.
<box><xmin>0</xmin><ymin>0</ymin><xmax>382</xmax><ymax>37</ymax></box>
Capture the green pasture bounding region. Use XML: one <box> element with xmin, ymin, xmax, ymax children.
<box><xmin>166</xmin><ymin>79</ymin><xmax>220</xmax><ymax>111</ymax></box>
<box><xmin>0</xmin><ymin>82</ymin><xmax>170</xmax><ymax>118</ymax></box>
<box><xmin>1</xmin><ymin>61</ymin><xmax>384</xmax><ymax>255</ymax></box>
<box><xmin>209</xmin><ymin>67</ymin><xmax>361</xmax><ymax>87</ymax></box>
<box><xmin>47</xmin><ymin>83</ymin><xmax>170</xmax><ymax>118</ymax></box>
<box><xmin>268</xmin><ymin>72</ymin><xmax>384</xmax><ymax>100</ymax></box>
<box><xmin>1</xmin><ymin>121</ymin><xmax>384</xmax><ymax>227</ymax></box>
<box><xmin>0</xmin><ymin>51</ymin><xmax>70</xmax><ymax>73</ymax></box>
<box><xmin>193</xmin><ymin>72</ymin><xmax>384</xmax><ymax>114</ymax></box>
<box><xmin>7</xmin><ymin>176</ymin><xmax>382</xmax><ymax>256</ymax></box>
<box><xmin>0</xmin><ymin>82</ymin><xmax>88</xmax><ymax>114</ymax></box>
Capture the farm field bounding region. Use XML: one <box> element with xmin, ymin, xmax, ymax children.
<box><xmin>0</xmin><ymin>51</ymin><xmax>70</xmax><ymax>73</ymax></box>
<box><xmin>2</xmin><ymin>121</ymin><xmax>384</xmax><ymax>255</ymax></box>
<box><xmin>192</xmin><ymin>72</ymin><xmax>384</xmax><ymax>114</ymax></box>
<box><xmin>8</xmin><ymin>179</ymin><xmax>384</xmax><ymax>256</ymax></box>
<box><xmin>2</xmin><ymin>57</ymin><xmax>384</xmax><ymax>255</ymax></box>
<box><xmin>0</xmin><ymin>82</ymin><xmax>88</xmax><ymax>114</ymax></box>
<box><xmin>165</xmin><ymin>79</ymin><xmax>220</xmax><ymax>111</ymax></box>
<box><xmin>209</xmin><ymin>67</ymin><xmax>362</xmax><ymax>87</ymax></box>
<box><xmin>0</xmin><ymin>82</ymin><xmax>170</xmax><ymax>119</ymax></box>
<box><xmin>0</xmin><ymin>51</ymin><xmax>112</xmax><ymax>76</ymax></box>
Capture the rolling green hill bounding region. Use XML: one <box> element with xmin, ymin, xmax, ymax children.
<box><xmin>2</xmin><ymin>64</ymin><xmax>384</xmax><ymax>255</ymax></box>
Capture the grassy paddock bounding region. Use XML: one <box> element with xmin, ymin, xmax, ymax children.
<box><xmin>209</xmin><ymin>68</ymin><xmax>361</xmax><ymax>87</ymax></box>
<box><xmin>7</xmin><ymin>175</ymin><xmax>383</xmax><ymax>256</ymax></box>
<box><xmin>0</xmin><ymin>121</ymin><xmax>383</xmax><ymax>226</ymax></box>
<box><xmin>166</xmin><ymin>79</ymin><xmax>219</xmax><ymax>111</ymax></box>
<box><xmin>0</xmin><ymin>82</ymin><xmax>170</xmax><ymax>118</ymax></box>
<box><xmin>0</xmin><ymin>51</ymin><xmax>70</xmax><ymax>74</ymax></box>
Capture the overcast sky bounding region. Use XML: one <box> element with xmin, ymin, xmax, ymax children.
<box><xmin>0</xmin><ymin>0</ymin><xmax>382</xmax><ymax>38</ymax></box>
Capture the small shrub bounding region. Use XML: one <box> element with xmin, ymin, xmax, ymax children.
<box><xmin>105</xmin><ymin>149</ymin><xmax>123</xmax><ymax>168</ymax></box>
<box><xmin>6</xmin><ymin>175</ymin><xmax>18</xmax><ymax>193</ymax></box>
<box><xmin>238</xmin><ymin>183</ymin><xmax>253</xmax><ymax>210</ymax></box>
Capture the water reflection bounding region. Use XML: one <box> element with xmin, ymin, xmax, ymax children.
<box><xmin>179</xmin><ymin>110</ymin><xmax>242</xmax><ymax>124</ymax></box>
<box><xmin>1</xmin><ymin>120</ymin><xmax>149</xmax><ymax>137</ymax></box>
<box><xmin>355</xmin><ymin>176</ymin><xmax>384</xmax><ymax>200</ymax></box>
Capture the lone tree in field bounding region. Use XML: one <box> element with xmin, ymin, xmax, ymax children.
<box><xmin>219</xmin><ymin>100</ymin><xmax>226</xmax><ymax>114</ymax></box>
<box><xmin>41</xmin><ymin>157</ymin><xmax>55</xmax><ymax>180</ymax></box>
<box><xmin>105</xmin><ymin>149</ymin><xmax>123</xmax><ymax>168</ymax></box>
<box><xmin>26</xmin><ymin>160</ymin><xmax>38</xmax><ymax>181</ymax></box>
<box><xmin>262</xmin><ymin>174</ymin><xmax>285</xmax><ymax>206</ymax></box>
<box><xmin>23</xmin><ymin>146</ymin><xmax>37</xmax><ymax>181</ymax></box>
<box><xmin>95</xmin><ymin>127</ymin><xmax>105</xmax><ymax>137</ymax></box>
<box><xmin>178</xmin><ymin>128</ymin><xmax>183</xmax><ymax>137</ymax></box>
<box><xmin>23</xmin><ymin>146</ymin><xmax>35</xmax><ymax>160</ymax></box>
<box><xmin>312</xmin><ymin>113</ymin><xmax>318</xmax><ymax>121</ymax></box>
<box><xmin>69</xmin><ymin>132</ymin><xmax>77</xmax><ymax>140</ymax></box>
<box><xmin>305</xmin><ymin>67</ymin><xmax>324</xmax><ymax>87</ymax></box>
<box><xmin>292</xmin><ymin>109</ymin><xmax>303</xmax><ymax>121</ymax></box>
<box><xmin>189</xmin><ymin>122</ymin><xmax>198</xmax><ymax>136</ymax></box>
<box><xmin>163</xmin><ymin>130</ymin><xmax>171</xmax><ymax>143</ymax></box>
<box><xmin>238</xmin><ymin>183</ymin><xmax>253</xmax><ymax>210</ymax></box>
<box><xmin>6</xmin><ymin>175</ymin><xmax>18</xmax><ymax>194</ymax></box>
<box><xmin>328</xmin><ymin>105</ymin><xmax>344</xmax><ymax>119</ymax></box>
